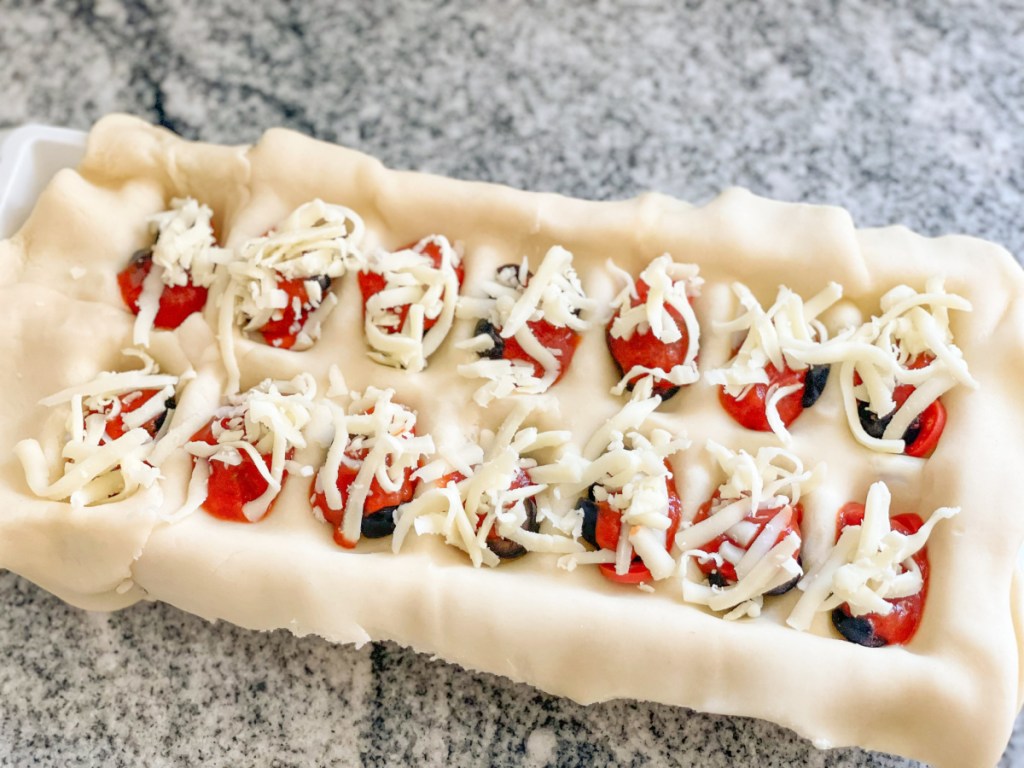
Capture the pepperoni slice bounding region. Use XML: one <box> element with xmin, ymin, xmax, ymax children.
<box><xmin>117</xmin><ymin>249</ymin><xmax>209</xmax><ymax>330</ymax></box>
<box><xmin>577</xmin><ymin>470</ymin><xmax>682</xmax><ymax>585</ymax></box>
<box><xmin>831</xmin><ymin>502</ymin><xmax>929</xmax><ymax>647</ymax></box>
<box><xmin>475</xmin><ymin>317</ymin><xmax>580</xmax><ymax>382</ymax></box>
<box><xmin>259</xmin><ymin>275</ymin><xmax>332</xmax><ymax>350</ymax></box>
<box><xmin>690</xmin><ymin>493</ymin><xmax>803</xmax><ymax>594</ymax></box>
<box><xmin>87</xmin><ymin>389</ymin><xmax>174</xmax><ymax>441</ymax></box>
<box><xmin>190</xmin><ymin>419</ymin><xmax>289</xmax><ymax>523</ymax></box>
<box><xmin>719</xmin><ymin>359</ymin><xmax>830</xmax><ymax>432</ymax></box>
<box><xmin>357</xmin><ymin>238</ymin><xmax>466</xmax><ymax>334</ymax></box>
<box><xmin>310</xmin><ymin>449</ymin><xmax>419</xmax><ymax>548</ymax></box>
<box><xmin>904</xmin><ymin>400</ymin><xmax>946</xmax><ymax>458</ymax></box>
<box><xmin>606</xmin><ymin>277</ymin><xmax>694</xmax><ymax>400</ymax></box>
<box><xmin>856</xmin><ymin>353</ymin><xmax>946</xmax><ymax>457</ymax></box>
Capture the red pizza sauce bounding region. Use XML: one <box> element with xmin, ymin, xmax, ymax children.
<box><xmin>117</xmin><ymin>249</ymin><xmax>208</xmax><ymax>330</ymax></box>
<box><xmin>258</xmin><ymin>275</ymin><xmax>332</xmax><ymax>350</ymax></box>
<box><xmin>190</xmin><ymin>419</ymin><xmax>290</xmax><ymax>523</ymax></box>
<box><xmin>86</xmin><ymin>388</ymin><xmax>174</xmax><ymax>441</ymax></box>
<box><xmin>719</xmin><ymin>358</ymin><xmax>830</xmax><ymax>432</ymax></box>
<box><xmin>311</xmin><ymin>449</ymin><xmax>420</xmax><ymax>549</ymax></box>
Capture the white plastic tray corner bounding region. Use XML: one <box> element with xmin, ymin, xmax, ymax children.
<box><xmin>0</xmin><ymin>124</ymin><xmax>88</xmax><ymax>240</ymax></box>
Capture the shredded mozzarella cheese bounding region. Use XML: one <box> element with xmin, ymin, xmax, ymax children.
<box><xmin>361</xmin><ymin>235</ymin><xmax>462</xmax><ymax>372</ymax></box>
<box><xmin>313</xmin><ymin>387</ymin><xmax>435</xmax><ymax>547</ymax></box>
<box><xmin>185</xmin><ymin>374</ymin><xmax>316</xmax><ymax>522</ymax></box>
<box><xmin>16</xmin><ymin>349</ymin><xmax>178</xmax><ymax>507</ymax></box>
<box><xmin>788</xmin><ymin>279</ymin><xmax>976</xmax><ymax>454</ymax></box>
<box><xmin>218</xmin><ymin>200</ymin><xmax>365</xmax><ymax>392</ymax></box>
<box><xmin>132</xmin><ymin>197</ymin><xmax>228</xmax><ymax>346</ymax></box>
<box><xmin>787</xmin><ymin>481</ymin><xmax>958</xmax><ymax>631</ymax></box>
<box><xmin>704</xmin><ymin>282</ymin><xmax>842</xmax><ymax>441</ymax></box>
<box><xmin>456</xmin><ymin>246</ymin><xmax>596</xmax><ymax>405</ymax></box>
<box><xmin>677</xmin><ymin>441</ymin><xmax>823</xmax><ymax>616</ymax></box>
<box><xmin>608</xmin><ymin>254</ymin><xmax>702</xmax><ymax>395</ymax></box>
<box><xmin>394</xmin><ymin>401</ymin><xmax>580</xmax><ymax>565</ymax></box>
<box><xmin>557</xmin><ymin>392</ymin><xmax>689</xmax><ymax>581</ymax></box>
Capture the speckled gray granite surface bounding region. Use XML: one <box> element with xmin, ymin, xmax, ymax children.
<box><xmin>1</xmin><ymin>1</ymin><xmax>1022</xmax><ymax>766</ymax></box>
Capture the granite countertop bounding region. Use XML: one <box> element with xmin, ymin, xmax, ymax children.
<box><xmin>2</xmin><ymin>1</ymin><xmax>1023</xmax><ymax>766</ymax></box>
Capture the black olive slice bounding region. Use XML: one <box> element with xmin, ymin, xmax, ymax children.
<box><xmin>832</xmin><ymin>607</ymin><xmax>887</xmax><ymax>647</ymax></box>
<box><xmin>362</xmin><ymin>506</ymin><xmax>397</xmax><ymax>539</ymax></box>
<box><xmin>486</xmin><ymin>498</ymin><xmax>539</xmax><ymax>560</ymax></box>
<box><xmin>857</xmin><ymin>401</ymin><xmax>923</xmax><ymax>446</ymax></box>
<box><xmin>495</xmin><ymin>263</ymin><xmax>527</xmax><ymax>288</ymax></box>
<box><xmin>129</xmin><ymin>247</ymin><xmax>154</xmax><ymax>268</ymax></box>
<box><xmin>653</xmin><ymin>383</ymin><xmax>682</xmax><ymax>402</ymax></box>
<box><xmin>801</xmin><ymin>365</ymin><xmax>830</xmax><ymax>408</ymax></box>
<box><xmin>707</xmin><ymin>571</ymin><xmax>729</xmax><ymax>589</ymax></box>
<box><xmin>577</xmin><ymin>494</ymin><xmax>598</xmax><ymax>549</ymax></box>
<box><xmin>473</xmin><ymin>319</ymin><xmax>505</xmax><ymax>360</ymax></box>
<box><xmin>764</xmin><ymin>573</ymin><xmax>800</xmax><ymax>597</ymax></box>
<box><xmin>764</xmin><ymin>555</ymin><xmax>802</xmax><ymax>596</ymax></box>
<box><xmin>902</xmin><ymin>416</ymin><xmax>923</xmax><ymax>448</ymax></box>
<box><xmin>857</xmin><ymin>401</ymin><xmax>893</xmax><ymax>440</ymax></box>
<box><xmin>150</xmin><ymin>396</ymin><xmax>177</xmax><ymax>435</ymax></box>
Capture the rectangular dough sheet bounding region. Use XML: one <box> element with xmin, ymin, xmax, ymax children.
<box><xmin>1</xmin><ymin>115</ymin><xmax>1023</xmax><ymax>767</ymax></box>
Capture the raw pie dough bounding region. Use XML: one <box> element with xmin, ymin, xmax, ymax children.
<box><xmin>1</xmin><ymin>115</ymin><xmax>1023</xmax><ymax>768</ymax></box>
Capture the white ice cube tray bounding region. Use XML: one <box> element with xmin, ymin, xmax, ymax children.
<box><xmin>0</xmin><ymin>124</ymin><xmax>87</xmax><ymax>240</ymax></box>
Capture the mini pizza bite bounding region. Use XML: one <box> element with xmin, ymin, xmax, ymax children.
<box><xmin>393</xmin><ymin>401</ymin><xmax>581</xmax><ymax>566</ymax></box>
<box><xmin>606</xmin><ymin>254</ymin><xmax>702</xmax><ymax>400</ymax></box>
<box><xmin>184</xmin><ymin>374</ymin><xmax>315</xmax><ymax>522</ymax></box>
<box><xmin>795</xmin><ymin>278</ymin><xmax>977</xmax><ymax>456</ymax></box>
<box><xmin>3</xmin><ymin>116</ymin><xmax>1024</xmax><ymax>768</ymax></box>
<box><xmin>678</xmin><ymin>442</ymin><xmax>818</xmax><ymax>619</ymax></box>
<box><xmin>357</xmin><ymin>235</ymin><xmax>465</xmax><ymax>372</ymax></box>
<box><xmin>117</xmin><ymin>197</ymin><xmax>226</xmax><ymax>345</ymax></box>
<box><xmin>561</xmin><ymin>394</ymin><xmax>689</xmax><ymax>585</ymax></box>
<box><xmin>310</xmin><ymin>386</ymin><xmax>434</xmax><ymax>548</ymax></box>
<box><xmin>457</xmin><ymin>246</ymin><xmax>595</xmax><ymax>405</ymax></box>
<box><xmin>788</xmin><ymin>481</ymin><xmax>957</xmax><ymax>645</ymax></box>
<box><xmin>218</xmin><ymin>200</ymin><xmax>364</xmax><ymax>391</ymax></box>
<box><xmin>15</xmin><ymin>349</ymin><xmax>180</xmax><ymax>507</ymax></box>
<box><xmin>705</xmin><ymin>282</ymin><xmax>841</xmax><ymax>441</ymax></box>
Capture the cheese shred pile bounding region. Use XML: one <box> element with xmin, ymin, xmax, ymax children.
<box><xmin>16</xmin><ymin>349</ymin><xmax>179</xmax><ymax>508</ymax></box>
<box><xmin>456</xmin><ymin>246</ymin><xmax>596</xmax><ymax>405</ymax></box>
<box><xmin>678</xmin><ymin>442</ymin><xmax>822</xmax><ymax>619</ymax></box>
<box><xmin>790</xmin><ymin>278</ymin><xmax>977</xmax><ymax>453</ymax></box>
<box><xmin>218</xmin><ymin>200</ymin><xmax>365</xmax><ymax>391</ymax></box>
<box><xmin>312</xmin><ymin>387</ymin><xmax>435</xmax><ymax>547</ymax></box>
<box><xmin>704</xmin><ymin>282</ymin><xmax>842</xmax><ymax>442</ymax></box>
<box><xmin>394</xmin><ymin>401</ymin><xmax>581</xmax><ymax>567</ymax></box>
<box><xmin>607</xmin><ymin>254</ymin><xmax>703</xmax><ymax>395</ymax></box>
<box><xmin>133</xmin><ymin>197</ymin><xmax>228</xmax><ymax>347</ymax></box>
<box><xmin>788</xmin><ymin>481</ymin><xmax>958</xmax><ymax>631</ymax></box>
<box><xmin>184</xmin><ymin>374</ymin><xmax>316</xmax><ymax>522</ymax></box>
<box><xmin>360</xmin><ymin>235</ymin><xmax>462</xmax><ymax>372</ymax></box>
<box><xmin>558</xmin><ymin>394</ymin><xmax>690</xmax><ymax>582</ymax></box>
